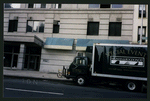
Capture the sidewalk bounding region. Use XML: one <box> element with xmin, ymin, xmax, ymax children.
<box><xmin>3</xmin><ymin>67</ymin><xmax>72</xmax><ymax>82</ymax></box>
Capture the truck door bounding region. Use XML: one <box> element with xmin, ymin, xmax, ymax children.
<box><xmin>70</xmin><ymin>57</ymin><xmax>88</xmax><ymax>76</ymax></box>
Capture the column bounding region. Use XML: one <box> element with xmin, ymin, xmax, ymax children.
<box><xmin>17</xmin><ymin>44</ymin><xmax>26</xmax><ymax>69</ymax></box>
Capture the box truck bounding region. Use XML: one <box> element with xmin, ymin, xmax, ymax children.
<box><xmin>62</xmin><ymin>43</ymin><xmax>147</xmax><ymax>91</ymax></box>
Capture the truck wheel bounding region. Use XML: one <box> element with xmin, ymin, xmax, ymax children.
<box><xmin>76</xmin><ymin>76</ymin><xmax>86</xmax><ymax>86</ymax></box>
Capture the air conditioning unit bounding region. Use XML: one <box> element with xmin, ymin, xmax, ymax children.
<box><xmin>116</xmin><ymin>18</ymin><xmax>122</xmax><ymax>21</ymax></box>
<box><xmin>88</xmin><ymin>18</ymin><xmax>93</xmax><ymax>21</ymax></box>
<box><xmin>27</xmin><ymin>17</ymin><xmax>32</xmax><ymax>20</ymax></box>
<box><xmin>14</xmin><ymin>16</ymin><xmax>18</xmax><ymax>20</ymax></box>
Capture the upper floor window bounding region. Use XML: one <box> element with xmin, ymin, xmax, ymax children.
<box><xmin>139</xmin><ymin>5</ymin><xmax>146</xmax><ymax>18</ymax></box>
<box><xmin>89</xmin><ymin>4</ymin><xmax>99</xmax><ymax>8</ymax></box>
<box><xmin>112</xmin><ymin>4</ymin><xmax>123</xmax><ymax>8</ymax></box>
<box><xmin>27</xmin><ymin>21</ymin><xmax>45</xmax><ymax>33</ymax></box>
<box><xmin>28</xmin><ymin>3</ymin><xmax>46</xmax><ymax>8</ymax></box>
<box><xmin>55</xmin><ymin>4</ymin><xmax>61</xmax><ymax>9</ymax></box>
<box><xmin>138</xmin><ymin>26</ymin><xmax>146</xmax><ymax>42</ymax></box>
<box><xmin>100</xmin><ymin>4</ymin><xmax>110</xmax><ymax>8</ymax></box>
<box><xmin>89</xmin><ymin>4</ymin><xmax>122</xmax><ymax>8</ymax></box>
<box><xmin>8</xmin><ymin>20</ymin><xmax>18</xmax><ymax>32</ymax></box>
<box><xmin>4</xmin><ymin>3</ymin><xmax>20</xmax><ymax>8</ymax></box>
<box><xmin>109</xmin><ymin>22</ymin><xmax>122</xmax><ymax>36</ymax></box>
<box><xmin>53</xmin><ymin>20</ymin><xmax>60</xmax><ymax>33</ymax></box>
<box><xmin>87</xmin><ymin>22</ymin><xmax>99</xmax><ymax>35</ymax></box>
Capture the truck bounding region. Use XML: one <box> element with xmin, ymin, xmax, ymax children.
<box><xmin>62</xmin><ymin>43</ymin><xmax>147</xmax><ymax>92</ymax></box>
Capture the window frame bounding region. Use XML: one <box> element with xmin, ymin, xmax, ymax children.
<box><xmin>26</xmin><ymin>20</ymin><xmax>45</xmax><ymax>33</ymax></box>
<box><xmin>109</xmin><ymin>22</ymin><xmax>122</xmax><ymax>36</ymax></box>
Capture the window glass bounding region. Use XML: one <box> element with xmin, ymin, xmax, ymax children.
<box><xmin>138</xmin><ymin>26</ymin><xmax>146</xmax><ymax>42</ymax></box>
<box><xmin>109</xmin><ymin>22</ymin><xmax>122</xmax><ymax>36</ymax></box>
<box><xmin>27</xmin><ymin>21</ymin><xmax>33</xmax><ymax>32</ymax></box>
<box><xmin>34</xmin><ymin>4</ymin><xmax>41</xmax><ymax>8</ymax></box>
<box><xmin>39</xmin><ymin>22</ymin><xmax>45</xmax><ymax>32</ymax></box>
<box><xmin>33</xmin><ymin>21</ymin><xmax>39</xmax><ymax>32</ymax></box>
<box><xmin>4</xmin><ymin>3</ymin><xmax>12</xmax><ymax>8</ymax></box>
<box><xmin>87</xmin><ymin>22</ymin><xmax>99</xmax><ymax>35</ymax></box>
<box><xmin>139</xmin><ymin>5</ymin><xmax>146</xmax><ymax>10</ymax></box>
<box><xmin>100</xmin><ymin>4</ymin><xmax>110</xmax><ymax>8</ymax></box>
<box><xmin>112</xmin><ymin>4</ymin><xmax>122</xmax><ymax>8</ymax></box>
<box><xmin>89</xmin><ymin>4</ymin><xmax>99</xmax><ymax>8</ymax></box>
<box><xmin>41</xmin><ymin>4</ymin><xmax>46</xmax><ymax>8</ymax></box>
<box><xmin>76</xmin><ymin>58</ymin><xmax>86</xmax><ymax>65</ymax></box>
<box><xmin>8</xmin><ymin>20</ymin><xmax>18</xmax><ymax>32</ymax></box>
<box><xmin>4</xmin><ymin>3</ymin><xmax>20</xmax><ymax>8</ymax></box>
<box><xmin>53</xmin><ymin>21</ymin><xmax>60</xmax><ymax>33</ymax></box>
<box><xmin>28</xmin><ymin>3</ymin><xmax>33</xmax><ymax>8</ymax></box>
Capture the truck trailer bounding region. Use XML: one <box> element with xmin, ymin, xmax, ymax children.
<box><xmin>62</xmin><ymin>43</ymin><xmax>147</xmax><ymax>92</ymax></box>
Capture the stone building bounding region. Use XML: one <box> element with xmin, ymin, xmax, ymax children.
<box><xmin>3</xmin><ymin>3</ymin><xmax>148</xmax><ymax>73</ymax></box>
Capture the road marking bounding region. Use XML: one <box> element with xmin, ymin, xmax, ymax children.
<box><xmin>5</xmin><ymin>88</ymin><xmax>64</xmax><ymax>95</ymax></box>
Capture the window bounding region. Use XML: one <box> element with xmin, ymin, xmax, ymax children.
<box><xmin>87</xmin><ymin>22</ymin><xmax>99</xmax><ymax>35</ymax></box>
<box><xmin>27</xmin><ymin>21</ymin><xmax>45</xmax><ymax>33</ymax></box>
<box><xmin>53</xmin><ymin>20</ymin><xmax>60</xmax><ymax>33</ymax></box>
<box><xmin>4</xmin><ymin>44</ymin><xmax>20</xmax><ymax>67</ymax></box>
<box><xmin>4</xmin><ymin>3</ymin><xmax>20</xmax><ymax>8</ymax></box>
<box><xmin>75</xmin><ymin>58</ymin><xmax>86</xmax><ymax>65</ymax></box>
<box><xmin>100</xmin><ymin>4</ymin><xmax>110</xmax><ymax>8</ymax></box>
<box><xmin>109</xmin><ymin>22</ymin><xmax>122</xmax><ymax>36</ymax></box>
<box><xmin>89</xmin><ymin>4</ymin><xmax>100</xmax><ymax>8</ymax></box>
<box><xmin>28</xmin><ymin>3</ymin><xmax>46</xmax><ymax>8</ymax></box>
<box><xmin>55</xmin><ymin>4</ymin><xmax>61</xmax><ymax>9</ymax></box>
<box><xmin>112</xmin><ymin>4</ymin><xmax>122</xmax><ymax>8</ymax></box>
<box><xmin>138</xmin><ymin>26</ymin><xmax>146</xmax><ymax>42</ymax></box>
<box><xmin>8</xmin><ymin>20</ymin><xmax>18</xmax><ymax>32</ymax></box>
<box><xmin>28</xmin><ymin>3</ymin><xmax>33</xmax><ymax>8</ymax></box>
<box><xmin>139</xmin><ymin>5</ymin><xmax>146</xmax><ymax>17</ymax></box>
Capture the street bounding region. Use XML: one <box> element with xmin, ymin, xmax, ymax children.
<box><xmin>4</xmin><ymin>77</ymin><xmax>147</xmax><ymax>98</ymax></box>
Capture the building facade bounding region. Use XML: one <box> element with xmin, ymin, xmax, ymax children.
<box><xmin>3</xmin><ymin>3</ymin><xmax>148</xmax><ymax>73</ymax></box>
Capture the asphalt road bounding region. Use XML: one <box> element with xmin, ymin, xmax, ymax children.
<box><xmin>3</xmin><ymin>77</ymin><xmax>147</xmax><ymax>98</ymax></box>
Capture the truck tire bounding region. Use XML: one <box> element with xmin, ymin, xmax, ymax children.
<box><xmin>76</xmin><ymin>76</ymin><xmax>86</xmax><ymax>86</ymax></box>
<box><xmin>125</xmin><ymin>81</ymin><xmax>141</xmax><ymax>92</ymax></box>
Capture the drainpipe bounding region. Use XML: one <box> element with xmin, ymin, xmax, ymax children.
<box><xmin>140</xmin><ymin>4</ymin><xmax>143</xmax><ymax>45</ymax></box>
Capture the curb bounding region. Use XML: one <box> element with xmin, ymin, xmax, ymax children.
<box><xmin>3</xmin><ymin>75</ymin><xmax>72</xmax><ymax>83</ymax></box>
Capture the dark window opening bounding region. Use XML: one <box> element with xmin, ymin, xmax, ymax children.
<box><xmin>28</xmin><ymin>3</ymin><xmax>34</xmax><ymax>8</ymax></box>
<box><xmin>53</xmin><ymin>21</ymin><xmax>60</xmax><ymax>33</ymax></box>
<box><xmin>87</xmin><ymin>22</ymin><xmax>99</xmax><ymax>35</ymax></box>
<box><xmin>58</xmin><ymin>4</ymin><xmax>61</xmax><ymax>8</ymax></box>
<box><xmin>138</xmin><ymin>26</ymin><xmax>146</xmax><ymax>42</ymax></box>
<box><xmin>139</xmin><ymin>5</ymin><xmax>146</xmax><ymax>18</ymax></box>
<box><xmin>109</xmin><ymin>22</ymin><xmax>122</xmax><ymax>36</ymax></box>
<box><xmin>100</xmin><ymin>4</ymin><xmax>110</xmax><ymax>8</ymax></box>
<box><xmin>8</xmin><ymin>20</ymin><xmax>18</xmax><ymax>32</ymax></box>
<box><xmin>41</xmin><ymin>4</ymin><xmax>46</xmax><ymax>8</ymax></box>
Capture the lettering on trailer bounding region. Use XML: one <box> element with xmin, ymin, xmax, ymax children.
<box><xmin>106</xmin><ymin>50</ymin><xmax>147</xmax><ymax>57</ymax></box>
<box><xmin>110</xmin><ymin>56</ymin><xmax>145</xmax><ymax>67</ymax></box>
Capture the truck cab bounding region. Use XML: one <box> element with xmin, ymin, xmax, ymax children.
<box><xmin>62</xmin><ymin>56</ymin><xmax>91</xmax><ymax>85</ymax></box>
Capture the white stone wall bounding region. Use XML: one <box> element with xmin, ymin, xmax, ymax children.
<box><xmin>4</xmin><ymin>4</ymin><xmax>135</xmax><ymax>73</ymax></box>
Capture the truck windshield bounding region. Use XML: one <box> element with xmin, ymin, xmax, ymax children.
<box><xmin>75</xmin><ymin>58</ymin><xmax>86</xmax><ymax>65</ymax></box>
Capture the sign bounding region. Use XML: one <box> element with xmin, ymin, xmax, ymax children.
<box><xmin>110</xmin><ymin>56</ymin><xmax>144</xmax><ymax>67</ymax></box>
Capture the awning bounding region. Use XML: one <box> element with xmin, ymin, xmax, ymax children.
<box><xmin>76</xmin><ymin>39</ymin><xmax>130</xmax><ymax>51</ymax></box>
<box><xmin>4</xmin><ymin>35</ymin><xmax>43</xmax><ymax>47</ymax></box>
<box><xmin>44</xmin><ymin>37</ymin><xmax>74</xmax><ymax>50</ymax></box>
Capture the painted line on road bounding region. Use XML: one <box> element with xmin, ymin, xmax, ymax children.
<box><xmin>5</xmin><ymin>88</ymin><xmax>64</xmax><ymax>95</ymax></box>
